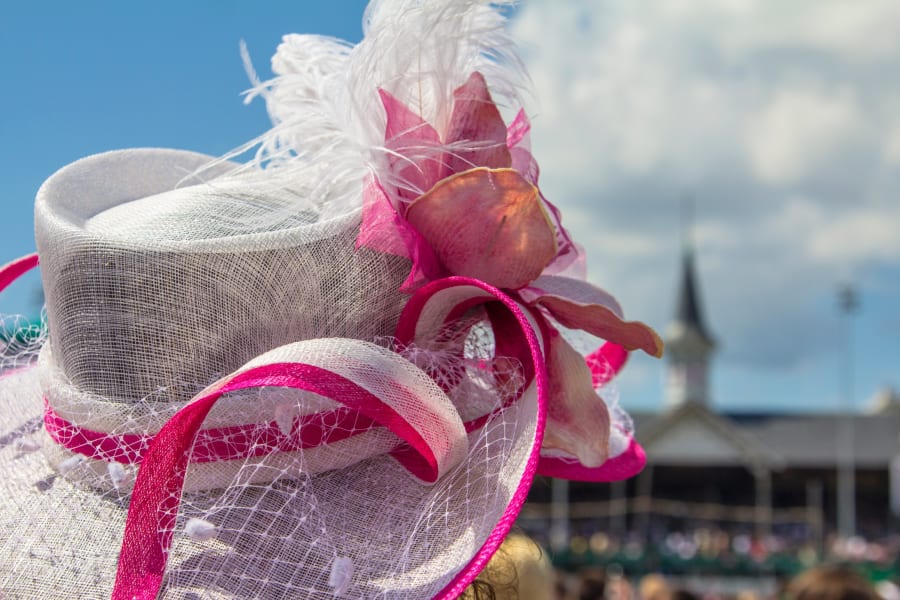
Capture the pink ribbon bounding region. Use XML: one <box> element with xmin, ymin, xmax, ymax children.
<box><xmin>111</xmin><ymin>277</ymin><xmax>549</xmax><ymax>600</ymax></box>
<box><xmin>43</xmin><ymin>398</ymin><xmax>379</xmax><ymax>465</ymax></box>
<box><xmin>112</xmin><ymin>356</ymin><xmax>469</xmax><ymax>599</ymax></box>
<box><xmin>0</xmin><ymin>252</ymin><xmax>38</xmax><ymax>294</ymax></box>
<box><xmin>389</xmin><ymin>277</ymin><xmax>549</xmax><ymax>600</ymax></box>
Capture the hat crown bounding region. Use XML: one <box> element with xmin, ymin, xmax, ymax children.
<box><xmin>35</xmin><ymin>148</ymin><xmax>408</xmax><ymax>403</ymax></box>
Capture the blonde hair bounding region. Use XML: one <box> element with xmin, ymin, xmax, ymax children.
<box><xmin>462</xmin><ymin>533</ymin><xmax>555</xmax><ymax>600</ymax></box>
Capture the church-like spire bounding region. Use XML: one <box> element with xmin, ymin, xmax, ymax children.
<box><xmin>665</xmin><ymin>203</ymin><xmax>715</xmax><ymax>407</ymax></box>
<box><xmin>674</xmin><ymin>248</ymin><xmax>715</xmax><ymax>347</ymax></box>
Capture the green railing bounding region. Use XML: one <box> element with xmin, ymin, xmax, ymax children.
<box><xmin>550</xmin><ymin>547</ymin><xmax>899</xmax><ymax>581</ymax></box>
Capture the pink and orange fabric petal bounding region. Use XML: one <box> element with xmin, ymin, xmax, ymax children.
<box><xmin>406</xmin><ymin>168</ymin><xmax>557</xmax><ymax>290</ymax></box>
<box><xmin>523</xmin><ymin>275</ymin><xmax>663</xmax><ymax>358</ymax></box>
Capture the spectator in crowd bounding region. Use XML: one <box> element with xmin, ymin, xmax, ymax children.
<box><xmin>784</xmin><ymin>565</ymin><xmax>879</xmax><ymax>600</ymax></box>
<box><xmin>638</xmin><ymin>573</ymin><xmax>671</xmax><ymax>600</ymax></box>
<box><xmin>463</xmin><ymin>533</ymin><xmax>555</xmax><ymax>600</ymax></box>
<box><xmin>576</xmin><ymin>567</ymin><xmax>606</xmax><ymax>600</ymax></box>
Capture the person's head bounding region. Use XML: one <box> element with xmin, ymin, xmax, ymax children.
<box><xmin>462</xmin><ymin>533</ymin><xmax>555</xmax><ymax>600</ymax></box>
<box><xmin>577</xmin><ymin>571</ymin><xmax>606</xmax><ymax>600</ymax></box>
<box><xmin>785</xmin><ymin>566</ymin><xmax>879</xmax><ymax>600</ymax></box>
<box><xmin>639</xmin><ymin>573</ymin><xmax>671</xmax><ymax>600</ymax></box>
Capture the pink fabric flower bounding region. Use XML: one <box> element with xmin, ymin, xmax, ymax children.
<box><xmin>359</xmin><ymin>71</ymin><xmax>663</xmax><ymax>472</ymax></box>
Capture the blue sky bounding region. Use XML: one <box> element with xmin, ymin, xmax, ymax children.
<box><xmin>0</xmin><ymin>1</ymin><xmax>367</xmax><ymax>314</ymax></box>
<box><xmin>2</xmin><ymin>1</ymin><xmax>898</xmax><ymax>415</ymax></box>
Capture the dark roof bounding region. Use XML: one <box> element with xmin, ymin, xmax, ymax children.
<box><xmin>738</xmin><ymin>413</ymin><xmax>899</xmax><ymax>468</ymax></box>
<box><xmin>630</xmin><ymin>408</ymin><xmax>900</xmax><ymax>468</ymax></box>
<box><xmin>674</xmin><ymin>249</ymin><xmax>714</xmax><ymax>344</ymax></box>
<box><xmin>635</xmin><ymin>401</ymin><xmax>783</xmax><ymax>469</ymax></box>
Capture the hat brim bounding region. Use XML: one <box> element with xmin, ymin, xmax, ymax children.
<box><xmin>0</xmin><ymin>276</ymin><xmax>547</xmax><ymax>599</ymax></box>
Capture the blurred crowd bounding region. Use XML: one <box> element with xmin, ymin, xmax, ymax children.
<box><xmin>528</xmin><ymin>523</ymin><xmax>900</xmax><ymax>580</ymax></box>
<box><xmin>551</xmin><ymin>565</ymin><xmax>895</xmax><ymax>600</ymax></box>
<box><xmin>463</xmin><ymin>530</ymin><xmax>900</xmax><ymax>600</ymax></box>
<box><xmin>540</xmin><ymin>527</ymin><xmax>900</xmax><ymax>574</ymax></box>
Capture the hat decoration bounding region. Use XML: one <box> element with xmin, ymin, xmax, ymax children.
<box><xmin>0</xmin><ymin>1</ymin><xmax>661</xmax><ymax>598</ymax></box>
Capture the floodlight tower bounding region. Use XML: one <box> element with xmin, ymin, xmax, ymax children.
<box><xmin>836</xmin><ymin>284</ymin><xmax>858</xmax><ymax>539</ymax></box>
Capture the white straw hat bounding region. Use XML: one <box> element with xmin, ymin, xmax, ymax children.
<box><xmin>0</xmin><ymin>1</ymin><xmax>661</xmax><ymax>598</ymax></box>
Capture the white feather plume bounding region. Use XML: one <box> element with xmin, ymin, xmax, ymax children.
<box><xmin>355</xmin><ymin>0</ymin><xmax>526</xmax><ymax>136</ymax></box>
<box><xmin>230</xmin><ymin>0</ymin><xmax>530</xmax><ymax>218</ymax></box>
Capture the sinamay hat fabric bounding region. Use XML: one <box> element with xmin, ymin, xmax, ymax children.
<box><xmin>0</xmin><ymin>1</ymin><xmax>662</xmax><ymax>598</ymax></box>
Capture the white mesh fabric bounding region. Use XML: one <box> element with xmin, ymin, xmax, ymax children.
<box><xmin>35</xmin><ymin>149</ymin><xmax>409</xmax><ymax>404</ymax></box>
<box><xmin>0</xmin><ymin>329</ymin><xmax>538</xmax><ymax>598</ymax></box>
<box><xmin>0</xmin><ymin>148</ymin><xmax>541</xmax><ymax>598</ymax></box>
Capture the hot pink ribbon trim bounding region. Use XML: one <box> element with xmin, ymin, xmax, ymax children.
<box><xmin>0</xmin><ymin>253</ymin><xmax>40</xmax><ymax>384</ymax></box>
<box><xmin>111</xmin><ymin>276</ymin><xmax>548</xmax><ymax>600</ymax></box>
<box><xmin>112</xmin><ymin>360</ymin><xmax>459</xmax><ymax>599</ymax></box>
<box><xmin>397</xmin><ymin>277</ymin><xmax>548</xmax><ymax>600</ymax></box>
<box><xmin>0</xmin><ymin>252</ymin><xmax>39</xmax><ymax>294</ymax></box>
<box><xmin>43</xmin><ymin>398</ymin><xmax>379</xmax><ymax>465</ymax></box>
<box><xmin>586</xmin><ymin>341</ymin><xmax>628</xmax><ymax>388</ymax></box>
<box><xmin>537</xmin><ymin>437</ymin><xmax>646</xmax><ymax>482</ymax></box>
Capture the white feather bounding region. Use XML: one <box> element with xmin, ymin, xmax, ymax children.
<box><xmin>233</xmin><ymin>0</ymin><xmax>530</xmax><ymax>218</ymax></box>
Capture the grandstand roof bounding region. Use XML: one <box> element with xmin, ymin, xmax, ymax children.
<box><xmin>633</xmin><ymin>406</ymin><xmax>900</xmax><ymax>469</ymax></box>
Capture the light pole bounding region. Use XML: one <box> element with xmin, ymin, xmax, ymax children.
<box><xmin>836</xmin><ymin>284</ymin><xmax>858</xmax><ymax>539</ymax></box>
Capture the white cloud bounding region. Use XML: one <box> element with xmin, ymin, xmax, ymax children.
<box><xmin>745</xmin><ymin>88</ymin><xmax>866</xmax><ymax>184</ymax></box>
<box><xmin>510</xmin><ymin>0</ymin><xmax>900</xmax><ymax>380</ymax></box>
<box><xmin>885</xmin><ymin>130</ymin><xmax>900</xmax><ymax>166</ymax></box>
<box><xmin>712</xmin><ymin>1</ymin><xmax>900</xmax><ymax>60</ymax></box>
<box><xmin>808</xmin><ymin>208</ymin><xmax>900</xmax><ymax>264</ymax></box>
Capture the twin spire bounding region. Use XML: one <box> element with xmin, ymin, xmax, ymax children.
<box><xmin>664</xmin><ymin>202</ymin><xmax>715</xmax><ymax>407</ymax></box>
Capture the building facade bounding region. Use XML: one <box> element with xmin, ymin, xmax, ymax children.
<box><xmin>522</xmin><ymin>248</ymin><xmax>900</xmax><ymax>567</ymax></box>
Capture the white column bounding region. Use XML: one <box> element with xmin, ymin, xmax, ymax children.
<box><xmin>754</xmin><ymin>467</ymin><xmax>772</xmax><ymax>539</ymax></box>
<box><xmin>549</xmin><ymin>477</ymin><xmax>569</xmax><ymax>553</ymax></box>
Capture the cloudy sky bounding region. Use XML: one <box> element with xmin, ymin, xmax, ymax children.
<box><xmin>1</xmin><ymin>1</ymin><xmax>897</xmax><ymax>414</ymax></box>
<box><xmin>510</xmin><ymin>0</ymin><xmax>900</xmax><ymax>413</ymax></box>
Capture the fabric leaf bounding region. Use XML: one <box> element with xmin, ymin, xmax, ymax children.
<box><xmin>379</xmin><ymin>89</ymin><xmax>445</xmax><ymax>202</ymax></box>
<box><xmin>522</xmin><ymin>275</ymin><xmax>664</xmax><ymax>358</ymax></box>
<box><xmin>543</xmin><ymin>329</ymin><xmax>611</xmax><ymax>468</ymax></box>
